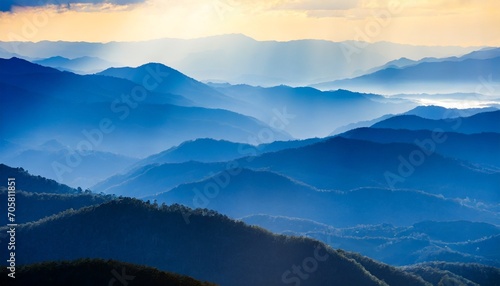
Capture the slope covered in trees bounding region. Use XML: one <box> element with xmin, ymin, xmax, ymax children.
<box><xmin>0</xmin><ymin>198</ymin><xmax>451</xmax><ymax>286</ymax></box>
<box><xmin>0</xmin><ymin>259</ymin><xmax>217</xmax><ymax>286</ymax></box>
<box><xmin>0</xmin><ymin>164</ymin><xmax>80</xmax><ymax>194</ymax></box>
<box><xmin>0</xmin><ymin>189</ymin><xmax>115</xmax><ymax>225</ymax></box>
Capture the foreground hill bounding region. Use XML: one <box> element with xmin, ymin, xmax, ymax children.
<box><xmin>0</xmin><ymin>259</ymin><xmax>216</xmax><ymax>286</ymax></box>
<box><xmin>402</xmin><ymin>262</ymin><xmax>500</xmax><ymax>286</ymax></box>
<box><xmin>0</xmin><ymin>164</ymin><xmax>116</xmax><ymax>225</ymax></box>
<box><xmin>0</xmin><ymin>189</ymin><xmax>114</xmax><ymax>225</ymax></box>
<box><xmin>0</xmin><ymin>198</ymin><xmax>435</xmax><ymax>286</ymax></box>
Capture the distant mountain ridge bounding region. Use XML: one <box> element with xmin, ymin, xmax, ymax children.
<box><xmin>372</xmin><ymin>110</ymin><xmax>500</xmax><ymax>134</ymax></box>
<box><xmin>34</xmin><ymin>56</ymin><xmax>118</xmax><ymax>74</ymax></box>
<box><xmin>0</xmin><ymin>34</ymin><xmax>478</xmax><ymax>86</ymax></box>
<box><xmin>339</xmin><ymin>128</ymin><xmax>500</xmax><ymax>168</ymax></box>
<box><xmin>313</xmin><ymin>55</ymin><xmax>500</xmax><ymax>94</ymax></box>
<box><xmin>403</xmin><ymin>105</ymin><xmax>498</xmax><ymax>120</ymax></box>
<box><xmin>329</xmin><ymin>105</ymin><xmax>497</xmax><ymax>135</ymax></box>
<box><xmin>213</xmin><ymin>84</ymin><xmax>416</xmax><ymax>138</ymax></box>
<box><xmin>150</xmin><ymin>168</ymin><xmax>498</xmax><ymax>227</ymax></box>
<box><xmin>364</xmin><ymin>47</ymin><xmax>500</xmax><ymax>75</ymax></box>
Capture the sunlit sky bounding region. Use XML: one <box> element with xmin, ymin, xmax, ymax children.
<box><xmin>1</xmin><ymin>0</ymin><xmax>499</xmax><ymax>46</ymax></box>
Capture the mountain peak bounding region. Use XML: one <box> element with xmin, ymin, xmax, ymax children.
<box><xmin>98</xmin><ymin>62</ymin><xmax>187</xmax><ymax>82</ymax></box>
<box><xmin>0</xmin><ymin>57</ymin><xmax>60</xmax><ymax>75</ymax></box>
<box><xmin>44</xmin><ymin>55</ymin><xmax>70</xmax><ymax>61</ymax></box>
<box><xmin>137</xmin><ymin>62</ymin><xmax>178</xmax><ymax>71</ymax></box>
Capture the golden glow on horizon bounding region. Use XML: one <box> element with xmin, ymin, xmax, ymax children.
<box><xmin>0</xmin><ymin>0</ymin><xmax>499</xmax><ymax>46</ymax></box>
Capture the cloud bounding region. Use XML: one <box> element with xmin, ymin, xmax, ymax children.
<box><xmin>274</xmin><ymin>0</ymin><xmax>359</xmax><ymax>11</ymax></box>
<box><xmin>0</xmin><ymin>0</ymin><xmax>145</xmax><ymax>12</ymax></box>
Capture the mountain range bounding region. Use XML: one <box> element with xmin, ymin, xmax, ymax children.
<box><xmin>363</xmin><ymin>47</ymin><xmax>500</xmax><ymax>75</ymax></box>
<box><xmin>94</xmin><ymin>131</ymin><xmax>500</xmax><ymax>204</ymax></box>
<box><xmin>149</xmin><ymin>168</ymin><xmax>498</xmax><ymax>227</ymax></box>
<box><xmin>0</xmin><ymin>57</ymin><xmax>292</xmax><ymax>161</ymax></box>
<box><xmin>243</xmin><ymin>215</ymin><xmax>500</xmax><ymax>266</ymax></box>
<box><xmin>210</xmin><ymin>84</ymin><xmax>416</xmax><ymax>138</ymax></box>
<box><xmin>98</xmin><ymin>63</ymin><xmax>240</xmax><ymax>110</ymax></box>
<box><xmin>1</xmin><ymin>37</ymin><xmax>500</xmax><ymax>285</ymax></box>
<box><xmin>2</xmin><ymin>165</ymin><xmax>498</xmax><ymax>281</ymax></box>
<box><xmin>33</xmin><ymin>56</ymin><xmax>119</xmax><ymax>74</ymax></box>
<box><xmin>372</xmin><ymin>110</ymin><xmax>500</xmax><ymax>134</ymax></box>
<box><xmin>1</xmin><ymin>140</ymin><xmax>138</xmax><ymax>188</ymax></box>
<box><xmin>314</xmin><ymin>50</ymin><xmax>500</xmax><ymax>95</ymax></box>
<box><xmin>1</xmin><ymin>194</ymin><xmax>497</xmax><ymax>285</ymax></box>
<box><xmin>339</xmin><ymin>128</ymin><xmax>500</xmax><ymax>169</ymax></box>
<box><xmin>329</xmin><ymin>105</ymin><xmax>498</xmax><ymax>135</ymax></box>
<box><xmin>0</xmin><ymin>34</ymin><xmax>478</xmax><ymax>86</ymax></box>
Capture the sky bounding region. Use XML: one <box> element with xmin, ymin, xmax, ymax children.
<box><xmin>0</xmin><ymin>0</ymin><xmax>499</xmax><ymax>46</ymax></box>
